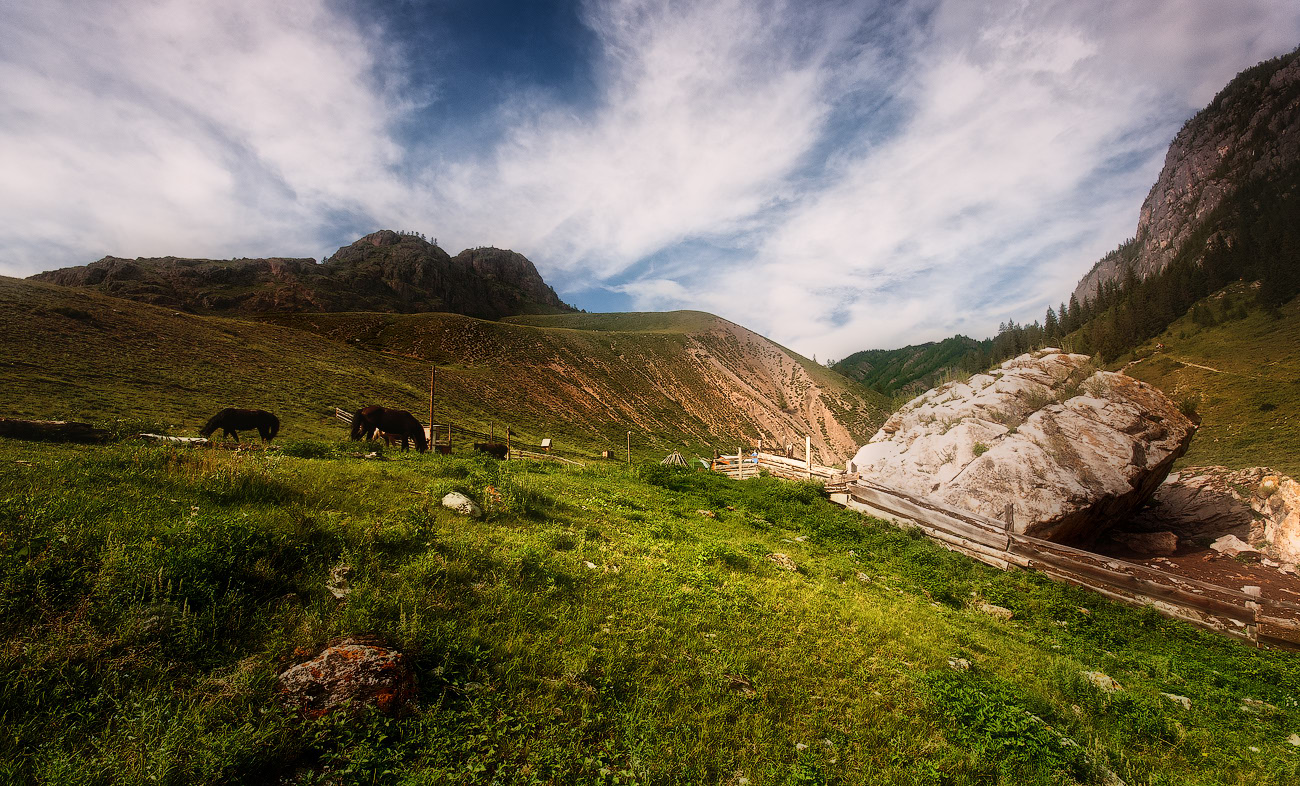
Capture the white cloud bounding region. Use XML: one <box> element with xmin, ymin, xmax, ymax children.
<box><xmin>426</xmin><ymin>0</ymin><xmax>860</xmax><ymax>276</ymax></box>
<box><xmin>0</xmin><ymin>0</ymin><xmax>416</xmax><ymax>274</ymax></box>
<box><xmin>1</xmin><ymin>0</ymin><xmax>1298</xmax><ymax>361</ymax></box>
<box><xmin>598</xmin><ymin>0</ymin><xmax>1300</xmax><ymax>356</ymax></box>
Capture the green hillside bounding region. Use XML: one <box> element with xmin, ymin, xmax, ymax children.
<box><xmin>0</xmin><ymin>277</ymin><xmax>887</xmax><ymax>462</ymax></box>
<box><xmin>3</xmin><ymin>440</ymin><xmax>1296</xmax><ymax>784</ymax></box>
<box><xmin>833</xmin><ymin>336</ymin><xmax>990</xmax><ymax>397</ymax></box>
<box><xmin>1108</xmin><ymin>284</ymin><xmax>1300</xmax><ymax>476</ymax></box>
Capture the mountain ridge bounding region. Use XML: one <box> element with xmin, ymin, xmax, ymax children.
<box><xmin>1072</xmin><ymin>47</ymin><xmax>1300</xmax><ymax>304</ymax></box>
<box><xmin>30</xmin><ymin>229</ymin><xmax>575</xmax><ymax>321</ymax></box>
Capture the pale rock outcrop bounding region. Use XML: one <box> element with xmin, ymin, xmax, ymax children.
<box><xmin>850</xmin><ymin>350</ymin><xmax>1195</xmax><ymax>542</ymax></box>
<box><xmin>1130</xmin><ymin>467</ymin><xmax>1300</xmax><ymax>564</ymax></box>
<box><xmin>442</xmin><ymin>491</ymin><xmax>482</xmax><ymax>517</ymax></box>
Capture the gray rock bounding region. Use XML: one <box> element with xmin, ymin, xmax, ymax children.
<box><xmin>977</xmin><ymin>603</ymin><xmax>1013</xmax><ymax>621</ymax></box>
<box><xmin>326</xmin><ymin>564</ymin><xmax>352</xmax><ymax>600</ymax></box>
<box><xmin>278</xmin><ymin>639</ymin><xmax>417</xmax><ymax>719</ymax></box>
<box><xmin>1109</xmin><ymin>530</ymin><xmax>1179</xmax><ymax>556</ymax></box>
<box><xmin>1161</xmin><ymin>692</ymin><xmax>1192</xmax><ymax>710</ymax></box>
<box><xmin>441</xmin><ymin>491</ymin><xmax>482</xmax><ymax>517</ymax></box>
<box><xmin>1210</xmin><ymin>534</ymin><xmax>1259</xmax><ymax>558</ymax></box>
<box><xmin>1082</xmin><ymin>671</ymin><xmax>1123</xmax><ymax>693</ymax></box>
<box><xmin>852</xmin><ymin>350</ymin><xmax>1194</xmax><ymax>542</ymax></box>
<box><xmin>766</xmin><ymin>553</ymin><xmax>798</xmax><ymax>571</ymax></box>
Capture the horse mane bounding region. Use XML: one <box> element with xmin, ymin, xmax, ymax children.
<box><xmin>267</xmin><ymin>413</ymin><xmax>280</xmax><ymax>440</ymax></box>
<box><xmin>412</xmin><ymin>421</ymin><xmax>428</xmax><ymax>452</ymax></box>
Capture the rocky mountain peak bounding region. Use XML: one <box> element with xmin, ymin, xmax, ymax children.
<box><xmin>1073</xmin><ymin>48</ymin><xmax>1300</xmax><ymax>304</ymax></box>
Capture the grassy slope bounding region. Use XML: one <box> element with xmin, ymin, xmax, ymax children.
<box><xmin>2</xmin><ymin>440</ymin><xmax>1298</xmax><ymax>784</ymax></box>
<box><xmin>833</xmin><ymin>336</ymin><xmax>987</xmax><ymax>396</ymax></box>
<box><xmin>1111</xmin><ymin>285</ymin><xmax>1300</xmax><ymax>476</ymax></box>
<box><xmin>0</xmin><ymin>278</ymin><xmax>886</xmax><ymax>461</ymax></box>
<box><xmin>263</xmin><ymin>310</ymin><xmax>888</xmax><ymax>462</ymax></box>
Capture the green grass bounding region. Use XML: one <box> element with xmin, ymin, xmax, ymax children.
<box><xmin>2</xmin><ymin>438</ymin><xmax>1297</xmax><ymax>784</ymax></box>
<box><xmin>1115</xmin><ymin>285</ymin><xmax>1300</xmax><ymax>476</ymax></box>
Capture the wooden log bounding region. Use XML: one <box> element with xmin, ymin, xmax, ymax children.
<box><xmin>851</xmin><ymin>479</ymin><xmax>1007</xmax><ymax>532</ymax></box>
<box><xmin>1027</xmin><ymin>556</ymin><xmax>1255</xmax><ymax>622</ymax></box>
<box><xmin>1012</xmin><ymin>534</ymin><xmax>1260</xmax><ymax>604</ymax></box>
<box><xmin>847</xmin><ymin>488</ymin><xmax>1008</xmax><ymax>550</ymax></box>
<box><xmin>0</xmin><ymin>418</ymin><xmax>112</xmax><ymax>444</ymax></box>
<box><xmin>1036</xmin><ymin>566</ymin><xmax>1254</xmax><ymax>641</ymax></box>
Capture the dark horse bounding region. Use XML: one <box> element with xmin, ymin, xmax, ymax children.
<box><xmin>350</xmin><ymin>406</ymin><xmax>427</xmax><ymax>452</ymax></box>
<box><xmin>200</xmin><ymin>408</ymin><xmax>280</xmax><ymax>442</ymax></box>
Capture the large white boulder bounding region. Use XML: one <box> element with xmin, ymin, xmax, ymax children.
<box><xmin>850</xmin><ymin>349</ymin><xmax>1196</xmax><ymax>542</ymax></box>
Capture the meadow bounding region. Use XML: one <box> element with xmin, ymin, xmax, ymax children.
<box><xmin>2</xmin><ymin>438</ymin><xmax>1297</xmax><ymax>785</ymax></box>
<box><xmin>1114</xmin><ymin>283</ymin><xmax>1300</xmax><ymax>477</ymax></box>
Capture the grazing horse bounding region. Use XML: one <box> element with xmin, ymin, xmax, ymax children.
<box><xmin>200</xmin><ymin>408</ymin><xmax>280</xmax><ymax>442</ymax></box>
<box><xmin>350</xmin><ymin>406</ymin><xmax>427</xmax><ymax>452</ymax></box>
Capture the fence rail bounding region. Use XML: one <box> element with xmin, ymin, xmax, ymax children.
<box><xmin>710</xmin><ymin>451</ymin><xmax>838</xmax><ymax>481</ymax></box>
<box><xmin>831</xmin><ymin>477</ymin><xmax>1299</xmax><ymax>650</ymax></box>
<box><xmin>508</xmin><ymin>448</ymin><xmax>585</xmax><ymax>468</ymax></box>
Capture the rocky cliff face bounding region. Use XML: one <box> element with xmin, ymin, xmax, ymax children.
<box><xmin>1073</xmin><ymin>49</ymin><xmax>1300</xmax><ymax>304</ymax></box>
<box><xmin>850</xmin><ymin>349</ymin><xmax>1195</xmax><ymax>543</ymax></box>
<box><xmin>30</xmin><ymin>230</ymin><xmax>575</xmax><ymax>320</ymax></box>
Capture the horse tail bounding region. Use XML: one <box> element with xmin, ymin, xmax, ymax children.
<box><xmin>200</xmin><ymin>411</ymin><xmax>224</xmax><ymax>437</ymax></box>
<box><xmin>267</xmin><ymin>413</ymin><xmax>280</xmax><ymax>440</ymax></box>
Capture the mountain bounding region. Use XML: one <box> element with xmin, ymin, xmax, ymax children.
<box><xmin>1072</xmin><ymin>47</ymin><xmax>1300</xmax><ymax>304</ymax></box>
<box><xmin>29</xmin><ymin>230</ymin><xmax>575</xmax><ymax>320</ymax></box>
<box><xmin>0</xmin><ymin>276</ymin><xmax>887</xmax><ymax>462</ymax></box>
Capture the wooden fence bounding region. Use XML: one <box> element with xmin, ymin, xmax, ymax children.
<box><xmin>710</xmin><ymin>450</ymin><xmax>839</xmax><ymax>481</ymax></box>
<box><xmin>831</xmin><ymin>477</ymin><xmax>1300</xmax><ymax>649</ymax></box>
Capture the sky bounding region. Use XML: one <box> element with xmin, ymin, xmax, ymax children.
<box><xmin>2</xmin><ymin>0</ymin><xmax>1298</xmax><ymax>359</ymax></box>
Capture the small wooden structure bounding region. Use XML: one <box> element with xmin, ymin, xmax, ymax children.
<box><xmin>660</xmin><ymin>451</ymin><xmax>687</xmax><ymax>466</ymax></box>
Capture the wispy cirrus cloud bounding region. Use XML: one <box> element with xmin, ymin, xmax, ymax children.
<box><xmin>1</xmin><ymin>0</ymin><xmax>1298</xmax><ymax>359</ymax></box>
<box><xmin>0</xmin><ymin>0</ymin><xmax>417</xmax><ymax>271</ymax></box>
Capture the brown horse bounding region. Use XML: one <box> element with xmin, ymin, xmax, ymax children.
<box><xmin>200</xmin><ymin>408</ymin><xmax>280</xmax><ymax>442</ymax></box>
<box><xmin>350</xmin><ymin>406</ymin><xmax>427</xmax><ymax>452</ymax></box>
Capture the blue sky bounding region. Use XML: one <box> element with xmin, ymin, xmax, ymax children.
<box><xmin>2</xmin><ymin>0</ymin><xmax>1298</xmax><ymax>358</ymax></box>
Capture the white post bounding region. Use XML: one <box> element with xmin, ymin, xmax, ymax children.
<box><xmin>806</xmin><ymin>435</ymin><xmax>812</xmax><ymax>479</ymax></box>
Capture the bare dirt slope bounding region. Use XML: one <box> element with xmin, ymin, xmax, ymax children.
<box><xmin>268</xmin><ymin>310</ymin><xmax>888</xmax><ymax>463</ymax></box>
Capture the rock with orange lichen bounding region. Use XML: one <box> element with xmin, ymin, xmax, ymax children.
<box><xmin>277</xmin><ymin>639</ymin><xmax>417</xmax><ymax>718</ymax></box>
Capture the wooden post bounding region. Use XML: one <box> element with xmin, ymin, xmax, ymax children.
<box><xmin>1002</xmin><ymin>503</ymin><xmax>1015</xmax><ymax>533</ymax></box>
<box><xmin>805</xmin><ymin>435</ymin><xmax>812</xmax><ymax>479</ymax></box>
<box><xmin>506</xmin><ymin>426</ymin><xmax>511</xmax><ymax>460</ymax></box>
<box><xmin>626</xmin><ymin>431</ymin><xmax>631</xmax><ymax>465</ymax></box>
<box><xmin>738</xmin><ymin>446</ymin><xmax>744</xmax><ymax>480</ymax></box>
<box><xmin>428</xmin><ymin>366</ymin><xmax>435</xmax><ymax>435</ymax></box>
